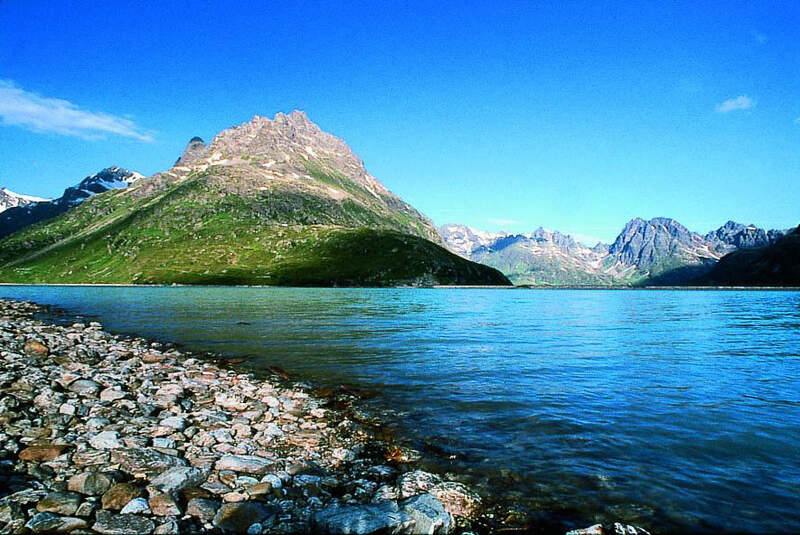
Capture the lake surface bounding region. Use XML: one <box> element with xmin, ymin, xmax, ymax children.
<box><xmin>2</xmin><ymin>286</ymin><xmax>799</xmax><ymax>533</ymax></box>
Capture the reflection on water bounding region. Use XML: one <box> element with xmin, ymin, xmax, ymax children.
<box><xmin>2</xmin><ymin>286</ymin><xmax>799</xmax><ymax>533</ymax></box>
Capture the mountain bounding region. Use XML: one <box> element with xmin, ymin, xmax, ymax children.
<box><xmin>447</xmin><ymin>225</ymin><xmax>617</xmax><ymax>286</ymax></box>
<box><xmin>605</xmin><ymin>217</ymin><xmax>722</xmax><ymax>284</ymax></box>
<box><xmin>440</xmin><ymin>218</ymin><xmax>787</xmax><ymax>286</ymax></box>
<box><xmin>696</xmin><ymin>225</ymin><xmax>800</xmax><ymax>286</ymax></box>
<box><xmin>704</xmin><ymin>220</ymin><xmax>786</xmax><ymax>251</ymax></box>
<box><xmin>0</xmin><ymin>112</ymin><xmax>509</xmax><ymax>287</ymax></box>
<box><xmin>0</xmin><ymin>188</ymin><xmax>50</xmax><ymax>213</ymax></box>
<box><xmin>0</xmin><ymin>167</ymin><xmax>142</xmax><ymax>239</ymax></box>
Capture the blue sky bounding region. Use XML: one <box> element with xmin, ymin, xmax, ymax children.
<box><xmin>1</xmin><ymin>1</ymin><xmax>798</xmax><ymax>243</ymax></box>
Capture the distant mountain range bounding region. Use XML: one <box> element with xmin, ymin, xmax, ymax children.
<box><xmin>0</xmin><ymin>112</ymin><xmax>508</xmax><ymax>287</ymax></box>
<box><xmin>0</xmin><ymin>167</ymin><xmax>143</xmax><ymax>239</ymax></box>
<box><xmin>440</xmin><ymin>218</ymin><xmax>789</xmax><ymax>286</ymax></box>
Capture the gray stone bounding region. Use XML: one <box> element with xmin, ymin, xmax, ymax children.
<box><xmin>67</xmin><ymin>379</ymin><xmax>102</xmax><ymax>397</ymax></box>
<box><xmin>110</xmin><ymin>448</ymin><xmax>187</xmax><ymax>477</ymax></box>
<box><xmin>148</xmin><ymin>466</ymin><xmax>207</xmax><ymax>494</ymax></box>
<box><xmin>215</xmin><ymin>455</ymin><xmax>274</xmax><ymax>475</ymax></box>
<box><xmin>186</xmin><ymin>498</ymin><xmax>220</xmax><ymax>522</ymax></box>
<box><xmin>120</xmin><ymin>498</ymin><xmax>151</xmax><ymax>515</ymax></box>
<box><xmin>401</xmin><ymin>494</ymin><xmax>453</xmax><ymax>535</ymax></box>
<box><xmin>159</xmin><ymin>416</ymin><xmax>187</xmax><ymax>430</ymax></box>
<box><xmin>397</xmin><ymin>471</ymin><xmax>443</xmax><ymax>499</ymax></box>
<box><xmin>25</xmin><ymin>511</ymin><xmax>88</xmax><ymax>533</ymax></box>
<box><xmin>313</xmin><ymin>502</ymin><xmax>414</xmax><ymax>535</ymax></box>
<box><xmin>93</xmin><ymin>510</ymin><xmax>155</xmax><ymax>535</ymax></box>
<box><xmin>89</xmin><ymin>430</ymin><xmax>125</xmax><ymax>450</ymax></box>
<box><xmin>36</xmin><ymin>491</ymin><xmax>83</xmax><ymax>516</ymax></box>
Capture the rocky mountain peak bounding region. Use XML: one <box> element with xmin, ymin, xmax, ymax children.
<box><xmin>0</xmin><ymin>188</ymin><xmax>49</xmax><ymax>213</ymax></box>
<box><xmin>704</xmin><ymin>220</ymin><xmax>785</xmax><ymax>250</ymax></box>
<box><xmin>175</xmin><ymin>136</ymin><xmax>208</xmax><ymax>166</ymax></box>
<box><xmin>608</xmin><ymin>217</ymin><xmax>711</xmax><ymax>268</ymax></box>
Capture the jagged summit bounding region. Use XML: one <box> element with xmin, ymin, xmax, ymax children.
<box><xmin>175</xmin><ymin>136</ymin><xmax>208</xmax><ymax>166</ymax></box>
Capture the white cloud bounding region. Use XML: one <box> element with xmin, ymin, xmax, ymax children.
<box><xmin>0</xmin><ymin>80</ymin><xmax>153</xmax><ymax>141</ymax></box>
<box><xmin>715</xmin><ymin>95</ymin><xmax>755</xmax><ymax>113</ymax></box>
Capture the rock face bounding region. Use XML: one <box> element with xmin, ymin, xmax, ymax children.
<box><xmin>704</xmin><ymin>220</ymin><xmax>785</xmax><ymax>250</ymax></box>
<box><xmin>697</xmin><ymin>225</ymin><xmax>800</xmax><ymax>286</ymax></box>
<box><xmin>0</xmin><ymin>112</ymin><xmax>509</xmax><ymax>287</ymax></box>
<box><xmin>0</xmin><ymin>167</ymin><xmax>142</xmax><ymax>239</ymax></box>
<box><xmin>0</xmin><ymin>298</ymin><xmax>488</xmax><ymax>534</ymax></box>
<box><xmin>441</xmin><ymin>219</ymin><xmax>789</xmax><ymax>286</ymax></box>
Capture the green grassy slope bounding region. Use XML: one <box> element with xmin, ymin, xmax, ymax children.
<box><xmin>0</xmin><ymin>171</ymin><xmax>509</xmax><ymax>286</ymax></box>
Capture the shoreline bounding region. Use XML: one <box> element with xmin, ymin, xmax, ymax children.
<box><xmin>1</xmin><ymin>283</ymin><xmax>799</xmax><ymax>291</ymax></box>
<box><xmin>0</xmin><ymin>297</ymin><xmax>659</xmax><ymax>535</ymax></box>
<box><xmin>0</xmin><ymin>298</ymin><xmax>486</xmax><ymax>534</ymax></box>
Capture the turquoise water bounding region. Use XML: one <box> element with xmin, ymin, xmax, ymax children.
<box><xmin>2</xmin><ymin>286</ymin><xmax>799</xmax><ymax>533</ymax></box>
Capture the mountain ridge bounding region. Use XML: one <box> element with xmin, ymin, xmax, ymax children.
<box><xmin>0</xmin><ymin>112</ymin><xmax>508</xmax><ymax>287</ymax></box>
<box><xmin>440</xmin><ymin>218</ymin><xmax>788</xmax><ymax>286</ymax></box>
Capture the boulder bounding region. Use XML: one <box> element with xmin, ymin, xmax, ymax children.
<box><xmin>186</xmin><ymin>498</ymin><xmax>220</xmax><ymax>522</ymax></box>
<box><xmin>102</xmin><ymin>482</ymin><xmax>142</xmax><ymax>510</ymax></box>
<box><xmin>401</xmin><ymin>494</ymin><xmax>454</xmax><ymax>534</ymax></box>
<box><xmin>429</xmin><ymin>482</ymin><xmax>482</xmax><ymax>519</ymax></box>
<box><xmin>90</xmin><ymin>430</ymin><xmax>125</xmax><ymax>450</ymax></box>
<box><xmin>93</xmin><ymin>510</ymin><xmax>155</xmax><ymax>535</ymax></box>
<box><xmin>214</xmin><ymin>455</ymin><xmax>273</xmax><ymax>475</ymax></box>
<box><xmin>111</xmin><ymin>448</ymin><xmax>187</xmax><ymax>477</ymax></box>
<box><xmin>67</xmin><ymin>379</ymin><xmax>102</xmax><ymax>397</ymax></box>
<box><xmin>148</xmin><ymin>466</ymin><xmax>207</xmax><ymax>494</ymax></box>
<box><xmin>397</xmin><ymin>470</ymin><xmax>443</xmax><ymax>499</ymax></box>
<box><xmin>148</xmin><ymin>492</ymin><xmax>182</xmax><ymax>516</ymax></box>
<box><xmin>25</xmin><ymin>512</ymin><xmax>87</xmax><ymax>533</ymax></box>
<box><xmin>36</xmin><ymin>491</ymin><xmax>83</xmax><ymax>516</ymax></box>
<box><xmin>120</xmin><ymin>498</ymin><xmax>151</xmax><ymax>515</ymax></box>
<box><xmin>67</xmin><ymin>472</ymin><xmax>117</xmax><ymax>496</ymax></box>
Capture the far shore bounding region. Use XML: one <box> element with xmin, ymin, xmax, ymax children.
<box><xmin>0</xmin><ymin>282</ymin><xmax>799</xmax><ymax>291</ymax></box>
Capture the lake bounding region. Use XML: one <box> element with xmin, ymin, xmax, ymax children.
<box><xmin>2</xmin><ymin>286</ymin><xmax>798</xmax><ymax>533</ymax></box>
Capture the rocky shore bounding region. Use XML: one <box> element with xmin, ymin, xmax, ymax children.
<box><xmin>0</xmin><ymin>299</ymin><xmax>483</xmax><ymax>534</ymax></box>
<box><xmin>0</xmin><ymin>298</ymin><xmax>654</xmax><ymax>535</ymax></box>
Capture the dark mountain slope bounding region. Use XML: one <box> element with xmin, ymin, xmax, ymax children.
<box><xmin>696</xmin><ymin>226</ymin><xmax>800</xmax><ymax>286</ymax></box>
